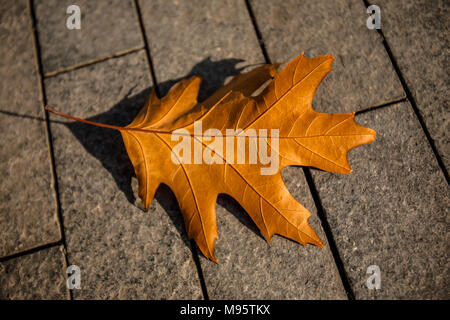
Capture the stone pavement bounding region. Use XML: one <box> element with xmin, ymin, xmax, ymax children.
<box><xmin>0</xmin><ymin>0</ymin><xmax>448</xmax><ymax>299</ymax></box>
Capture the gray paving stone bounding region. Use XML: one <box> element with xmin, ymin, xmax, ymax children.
<box><xmin>139</xmin><ymin>0</ymin><xmax>347</xmax><ymax>299</ymax></box>
<box><xmin>0</xmin><ymin>246</ymin><xmax>68</xmax><ymax>299</ymax></box>
<box><xmin>138</xmin><ymin>0</ymin><xmax>265</xmax><ymax>100</ymax></box>
<box><xmin>368</xmin><ymin>0</ymin><xmax>449</xmax><ymax>171</ymax></box>
<box><xmin>0</xmin><ymin>0</ymin><xmax>60</xmax><ymax>257</ymax></box>
<box><xmin>34</xmin><ymin>0</ymin><xmax>143</xmax><ymax>74</ymax></box>
<box><xmin>311</xmin><ymin>102</ymin><xmax>449</xmax><ymax>299</ymax></box>
<box><xmin>202</xmin><ymin>173</ymin><xmax>347</xmax><ymax>299</ymax></box>
<box><xmin>250</xmin><ymin>0</ymin><xmax>405</xmax><ymax>113</ymax></box>
<box><xmin>45</xmin><ymin>51</ymin><xmax>202</xmax><ymax>299</ymax></box>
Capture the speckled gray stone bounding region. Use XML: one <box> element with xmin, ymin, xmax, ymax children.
<box><xmin>34</xmin><ymin>0</ymin><xmax>143</xmax><ymax>74</ymax></box>
<box><xmin>368</xmin><ymin>0</ymin><xmax>449</xmax><ymax>171</ymax></box>
<box><xmin>200</xmin><ymin>172</ymin><xmax>347</xmax><ymax>299</ymax></box>
<box><xmin>45</xmin><ymin>51</ymin><xmax>202</xmax><ymax>299</ymax></box>
<box><xmin>250</xmin><ymin>0</ymin><xmax>405</xmax><ymax>113</ymax></box>
<box><xmin>139</xmin><ymin>0</ymin><xmax>347</xmax><ymax>299</ymax></box>
<box><xmin>0</xmin><ymin>0</ymin><xmax>60</xmax><ymax>257</ymax></box>
<box><xmin>311</xmin><ymin>102</ymin><xmax>449</xmax><ymax>299</ymax></box>
<box><xmin>138</xmin><ymin>0</ymin><xmax>265</xmax><ymax>100</ymax></box>
<box><xmin>0</xmin><ymin>246</ymin><xmax>68</xmax><ymax>299</ymax></box>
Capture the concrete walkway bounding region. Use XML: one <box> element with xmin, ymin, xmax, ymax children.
<box><xmin>0</xmin><ymin>0</ymin><xmax>448</xmax><ymax>299</ymax></box>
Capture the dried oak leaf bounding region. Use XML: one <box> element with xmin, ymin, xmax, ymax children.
<box><xmin>47</xmin><ymin>54</ymin><xmax>376</xmax><ymax>263</ymax></box>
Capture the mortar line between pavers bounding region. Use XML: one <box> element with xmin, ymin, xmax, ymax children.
<box><xmin>245</xmin><ymin>0</ymin><xmax>356</xmax><ymax>300</ymax></box>
<box><xmin>133</xmin><ymin>0</ymin><xmax>160</xmax><ymax>97</ymax></box>
<box><xmin>356</xmin><ymin>97</ymin><xmax>407</xmax><ymax>115</ymax></box>
<box><xmin>301</xmin><ymin>168</ymin><xmax>356</xmax><ymax>300</ymax></box>
<box><xmin>244</xmin><ymin>0</ymin><xmax>271</xmax><ymax>65</ymax></box>
<box><xmin>43</xmin><ymin>46</ymin><xmax>145</xmax><ymax>78</ymax></box>
<box><xmin>361</xmin><ymin>0</ymin><xmax>449</xmax><ymax>184</ymax></box>
<box><xmin>132</xmin><ymin>0</ymin><xmax>209</xmax><ymax>300</ymax></box>
<box><xmin>28</xmin><ymin>0</ymin><xmax>72</xmax><ymax>300</ymax></box>
<box><xmin>0</xmin><ymin>241</ymin><xmax>62</xmax><ymax>263</ymax></box>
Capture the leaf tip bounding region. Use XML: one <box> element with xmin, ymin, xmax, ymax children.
<box><xmin>369</xmin><ymin>128</ymin><xmax>377</xmax><ymax>141</ymax></box>
<box><xmin>308</xmin><ymin>232</ymin><xmax>325</xmax><ymax>247</ymax></box>
<box><xmin>324</xmin><ymin>53</ymin><xmax>334</xmax><ymax>62</ymax></box>
<box><xmin>265</xmin><ymin>233</ymin><xmax>273</xmax><ymax>244</ymax></box>
<box><xmin>316</xmin><ymin>239</ymin><xmax>325</xmax><ymax>248</ymax></box>
<box><xmin>205</xmin><ymin>246</ymin><xmax>219</xmax><ymax>264</ymax></box>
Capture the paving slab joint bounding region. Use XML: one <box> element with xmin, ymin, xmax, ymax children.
<box><xmin>28</xmin><ymin>0</ymin><xmax>73</xmax><ymax>300</ymax></box>
<box><xmin>361</xmin><ymin>0</ymin><xmax>449</xmax><ymax>184</ymax></box>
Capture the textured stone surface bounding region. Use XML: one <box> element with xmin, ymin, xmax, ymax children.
<box><xmin>312</xmin><ymin>102</ymin><xmax>449</xmax><ymax>299</ymax></box>
<box><xmin>0</xmin><ymin>0</ymin><xmax>60</xmax><ymax>257</ymax></box>
<box><xmin>201</xmin><ymin>171</ymin><xmax>347</xmax><ymax>299</ymax></box>
<box><xmin>34</xmin><ymin>0</ymin><xmax>143</xmax><ymax>74</ymax></box>
<box><xmin>368</xmin><ymin>0</ymin><xmax>449</xmax><ymax>170</ymax></box>
<box><xmin>139</xmin><ymin>0</ymin><xmax>346</xmax><ymax>299</ymax></box>
<box><xmin>2</xmin><ymin>0</ymin><xmax>447</xmax><ymax>301</ymax></box>
<box><xmin>45</xmin><ymin>51</ymin><xmax>202</xmax><ymax>299</ymax></box>
<box><xmin>0</xmin><ymin>246</ymin><xmax>68</xmax><ymax>299</ymax></box>
<box><xmin>250</xmin><ymin>0</ymin><xmax>405</xmax><ymax>113</ymax></box>
<box><xmin>138</xmin><ymin>0</ymin><xmax>264</xmax><ymax>100</ymax></box>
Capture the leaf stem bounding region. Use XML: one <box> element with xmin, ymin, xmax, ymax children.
<box><xmin>45</xmin><ymin>106</ymin><xmax>126</xmax><ymax>131</ymax></box>
<box><xmin>45</xmin><ymin>106</ymin><xmax>175</xmax><ymax>135</ymax></box>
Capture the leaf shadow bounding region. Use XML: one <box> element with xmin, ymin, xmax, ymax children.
<box><xmin>217</xmin><ymin>194</ymin><xmax>265</xmax><ymax>241</ymax></box>
<box><xmin>152</xmin><ymin>183</ymin><xmax>191</xmax><ymax>248</ymax></box>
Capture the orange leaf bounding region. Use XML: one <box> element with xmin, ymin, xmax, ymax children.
<box><xmin>47</xmin><ymin>54</ymin><xmax>376</xmax><ymax>263</ymax></box>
